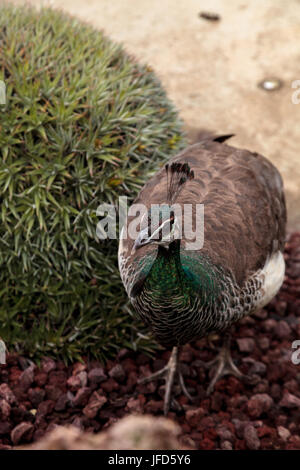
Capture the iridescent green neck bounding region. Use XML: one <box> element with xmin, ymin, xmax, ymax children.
<box><xmin>145</xmin><ymin>240</ymin><xmax>222</xmax><ymax>303</ymax></box>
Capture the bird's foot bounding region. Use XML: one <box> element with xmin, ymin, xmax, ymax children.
<box><xmin>199</xmin><ymin>331</ymin><xmax>251</xmax><ymax>395</ymax></box>
<box><xmin>138</xmin><ymin>346</ymin><xmax>193</xmax><ymax>415</ymax></box>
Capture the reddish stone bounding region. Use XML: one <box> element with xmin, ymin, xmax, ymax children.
<box><xmin>36</xmin><ymin>400</ymin><xmax>55</xmax><ymax>419</ymax></box>
<box><xmin>185</xmin><ymin>407</ymin><xmax>206</xmax><ymax>428</ymax></box>
<box><xmin>210</xmin><ymin>391</ymin><xmax>224</xmax><ymax>411</ymax></box>
<box><xmin>216</xmin><ymin>425</ymin><xmax>235</xmax><ymax>443</ymax></box>
<box><xmin>11</xmin><ymin>422</ymin><xmax>34</xmax><ymax>445</ymax></box>
<box><xmin>121</xmin><ymin>358</ymin><xmax>137</xmax><ymax>373</ymax></box>
<box><xmin>83</xmin><ymin>394</ymin><xmax>107</xmax><ymax>418</ymax></box>
<box><xmin>48</xmin><ymin>370</ymin><xmax>67</xmax><ymax>388</ymax></box>
<box><xmin>257</xmin><ymin>426</ymin><xmax>276</xmax><ymax>439</ymax></box>
<box><xmin>18</xmin><ymin>364</ymin><xmax>35</xmax><ymax>391</ymax></box>
<box><xmin>0</xmin><ymin>443</ymin><xmax>12</xmax><ymax>450</ymax></box>
<box><xmin>41</xmin><ymin>357</ymin><xmax>56</xmax><ymax>374</ymax></box>
<box><xmin>0</xmin><ymin>384</ymin><xmax>16</xmax><ymax>404</ymax></box>
<box><xmin>144</xmin><ymin>400</ymin><xmax>163</xmax><ymax>413</ymax></box>
<box><xmin>28</xmin><ymin>387</ymin><xmax>46</xmax><ymax>407</ymax></box>
<box><xmin>287</xmin><ymin>436</ymin><xmax>300</xmax><ymax>450</ymax></box>
<box><xmin>275</xmin><ymin>321</ymin><xmax>291</xmax><ymax>339</ymax></box>
<box><xmin>0</xmin><ymin>422</ymin><xmax>12</xmax><ymax>435</ymax></box>
<box><xmin>72</xmin><ymin>362</ymin><xmax>87</xmax><ymax>375</ymax></box>
<box><xmin>237</xmin><ymin>338</ymin><xmax>255</xmax><ymax>353</ymax></box>
<box><xmin>0</xmin><ymin>399</ymin><xmax>11</xmax><ymax>420</ymax></box>
<box><xmin>54</xmin><ymin>393</ymin><xmax>70</xmax><ymax>412</ymax></box>
<box><xmin>257</xmin><ymin>337</ymin><xmax>270</xmax><ymax>351</ymax></box>
<box><xmin>247</xmin><ymin>393</ymin><xmax>274</xmax><ymax>418</ymax></box>
<box><xmin>199</xmin><ymin>437</ymin><xmax>215</xmax><ymax>450</ymax></box>
<box><xmin>277</xmin><ymin>426</ymin><xmax>291</xmax><ymax>442</ymax></box>
<box><xmin>109</xmin><ymin>364</ymin><xmax>126</xmax><ymax>383</ymax></box>
<box><xmin>262</xmin><ymin>319</ymin><xmax>277</xmax><ymax>333</ymax></box>
<box><xmin>244</xmin><ymin>424</ymin><xmax>260</xmax><ymax>450</ymax></box>
<box><xmin>67</xmin><ymin>375</ymin><xmax>82</xmax><ymax>391</ymax></box>
<box><xmin>87</xmin><ymin>368</ymin><xmax>107</xmax><ymax>385</ymax></box>
<box><xmin>204</xmin><ymin>428</ymin><xmax>218</xmax><ymax>441</ymax></box>
<box><xmin>34</xmin><ymin>371</ymin><xmax>48</xmax><ymax>387</ymax></box>
<box><xmin>279</xmin><ymin>392</ymin><xmax>300</xmax><ymax>408</ymax></box>
<box><xmin>101</xmin><ymin>378</ymin><xmax>119</xmax><ymax>393</ymax></box>
<box><xmin>9</xmin><ymin>366</ymin><xmax>22</xmax><ymax>383</ymax></box>
<box><xmin>221</xmin><ymin>440</ymin><xmax>233</xmax><ymax>450</ymax></box>
<box><xmin>72</xmin><ymin>387</ymin><xmax>91</xmax><ymax>407</ymax></box>
<box><xmin>126</xmin><ymin>397</ymin><xmax>143</xmax><ymax>414</ymax></box>
<box><xmin>45</xmin><ymin>385</ymin><xmax>62</xmax><ymax>401</ymax></box>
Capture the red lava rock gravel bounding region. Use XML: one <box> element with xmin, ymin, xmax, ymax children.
<box><xmin>0</xmin><ymin>232</ymin><xmax>299</xmax><ymax>450</ymax></box>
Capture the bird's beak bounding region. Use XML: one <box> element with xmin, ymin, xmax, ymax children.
<box><xmin>132</xmin><ymin>227</ymin><xmax>151</xmax><ymax>253</ymax></box>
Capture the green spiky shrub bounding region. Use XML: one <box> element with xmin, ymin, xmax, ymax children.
<box><xmin>0</xmin><ymin>5</ymin><xmax>185</xmax><ymax>361</ymax></box>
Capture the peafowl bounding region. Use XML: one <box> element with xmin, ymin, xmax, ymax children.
<box><xmin>118</xmin><ymin>135</ymin><xmax>286</xmax><ymax>415</ymax></box>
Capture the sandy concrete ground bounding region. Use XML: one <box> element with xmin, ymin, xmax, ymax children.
<box><xmin>4</xmin><ymin>0</ymin><xmax>300</xmax><ymax>230</ymax></box>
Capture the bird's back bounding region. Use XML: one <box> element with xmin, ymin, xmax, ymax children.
<box><xmin>131</xmin><ymin>138</ymin><xmax>286</xmax><ymax>285</ymax></box>
<box><xmin>118</xmin><ymin>137</ymin><xmax>286</xmax><ymax>345</ymax></box>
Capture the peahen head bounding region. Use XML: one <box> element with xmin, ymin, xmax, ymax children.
<box><xmin>133</xmin><ymin>204</ymin><xmax>180</xmax><ymax>251</ymax></box>
<box><xmin>132</xmin><ymin>162</ymin><xmax>194</xmax><ymax>253</ymax></box>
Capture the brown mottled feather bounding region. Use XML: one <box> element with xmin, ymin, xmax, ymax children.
<box><xmin>120</xmin><ymin>138</ymin><xmax>286</xmax><ymax>289</ymax></box>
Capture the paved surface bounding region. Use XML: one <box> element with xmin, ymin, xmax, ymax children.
<box><xmin>6</xmin><ymin>0</ymin><xmax>300</xmax><ymax>229</ymax></box>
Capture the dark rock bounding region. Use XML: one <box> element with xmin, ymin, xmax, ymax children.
<box><xmin>216</xmin><ymin>425</ymin><xmax>234</xmax><ymax>443</ymax></box>
<box><xmin>28</xmin><ymin>387</ymin><xmax>46</xmax><ymax>407</ymax></box>
<box><xmin>257</xmin><ymin>337</ymin><xmax>270</xmax><ymax>351</ymax></box>
<box><xmin>11</xmin><ymin>422</ymin><xmax>34</xmax><ymax>445</ymax></box>
<box><xmin>34</xmin><ymin>371</ymin><xmax>48</xmax><ymax>387</ymax></box>
<box><xmin>36</xmin><ymin>400</ymin><xmax>55</xmax><ymax>420</ymax></box>
<box><xmin>101</xmin><ymin>378</ymin><xmax>119</xmax><ymax>393</ymax></box>
<box><xmin>83</xmin><ymin>393</ymin><xmax>107</xmax><ymax>418</ymax></box>
<box><xmin>185</xmin><ymin>407</ymin><xmax>206</xmax><ymax>428</ymax></box>
<box><xmin>210</xmin><ymin>391</ymin><xmax>223</xmax><ymax>411</ymax></box>
<box><xmin>54</xmin><ymin>393</ymin><xmax>70</xmax><ymax>412</ymax></box>
<box><xmin>277</xmin><ymin>426</ymin><xmax>291</xmax><ymax>442</ymax></box>
<box><xmin>87</xmin><ymin>368</ymin><xmax>107</xmax><ymax>385</ymax></box>
<box><xmin>275</xmin><ymin>321</ymin><xmax>292</xmax><ymax>339</ymax></box>
<box><xmin>41</xmin><ymin>357</ymin><xmax>56</xmax><ymax>374</ymax></box>
<box><xmin>72</xmin><ymin>362</ymin><xmax>87</xmax><ymax>375</ymax></box>
<box><xmin>0</xmin><ymin>421</ymin><xmax>12</xmax><ymax>435</ymax></box>
<box><xmin>247</xmin><ymin>394</ymin><xmax>274</xmax><ymax>418</ymax></box>
<box><xmin>77</xmin><ymin>371</ymin><xmax>88</xmax><ymax>387</ymax></box>
<box><xmin>72</xmin><ymin>387</ymin><xmax>91</xmax><ymax>407</ymax></box>
<box><xmin>237</xmin><ymin>338</ymin><xmax>255</xmax><ymax>353</ymax></box>
<box><xmin>0</xmin><ymin>383</ymin><xmax>16</xmax><ymax>404</ymax></box>
<box><xmin>108</xmin><ymin>364</ymin><xmax>126</xmax><ymax>383</ymax></box>
<box><xmin>45</xmin><ymin>385</ymin><xmax>62</xmax><ymax>402</ymax></box>
<box><xmin>279</xmin><ymin>392</ymin><xmax>300</xmax><ymax>408</ymax></box>
<box><xmin>0</xmin><ymin>399</ymin><xmax>11</xmax><ymax>420</ymax></box>
<box><xmin>262</xmin><ymin>319</ymin><xmax>277</xmax><ymax>333</ymax></box>
<box><xmin>48</xmin><ymin>370</ymin><xmax>67</xmax><ymax>388</ymax></box>
<box><xmin>220</xmin><ymin>440</ymin><xmax>233</xmax><ymax>450</ymax></box>
<box><xmin>248</xmin><ymin>361</ymin><xmax>267</xmax><ymax>376</ymax></box>
<box><xmin>67</xmin><ymin>375</ymin><xmax>82</xmax><ymax>391</ymax></box>
<box><xmin>244</xmin><ymin>424</ymin><xmax>260</xmax><ymax>450</ymax></box>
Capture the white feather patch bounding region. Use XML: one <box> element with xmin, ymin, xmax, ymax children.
<box><xmin>256</xmin><ymin>250</ymin><xmax>285</xmax><ymax>310</ymax></box>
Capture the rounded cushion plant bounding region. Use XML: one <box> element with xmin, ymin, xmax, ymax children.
<box><xmin>0</xmin><ymin>6</ymin><xmax>185</xmax><ymax>361</ymax></box>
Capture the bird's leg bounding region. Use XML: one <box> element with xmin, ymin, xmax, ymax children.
<box><xmin>138</xmin><ymin>346</ymin><xmax>192</xmax><ymax>415</ymax></box>
<box><xmin>200</xmin><ymin>330</ymin><xmax>247</xmax><ymax>395</ymax></box>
